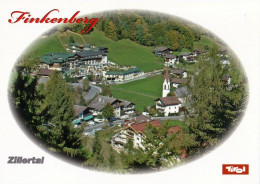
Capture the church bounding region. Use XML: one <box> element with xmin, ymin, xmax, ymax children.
<box><xmin>155</xmin><ymin>68</ymin><xmax>182</xmax><ymax>116</ymax></box>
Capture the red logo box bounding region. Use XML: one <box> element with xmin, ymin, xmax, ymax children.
<box><xmin>222</xmin><ymin>164</ymin><xmax>249</xmax><ymax>175</ymax></box>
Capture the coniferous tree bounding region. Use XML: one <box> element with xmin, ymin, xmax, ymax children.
<box><xmin>187</xmin><ymin>46</ymin><xmax>246</xmax><ymax>150</ymax></box>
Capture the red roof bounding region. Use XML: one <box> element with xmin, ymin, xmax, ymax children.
<box><xmin>130</xmin><ymin>120</ymin><xmax>162</xmax><ymax>134</ymax></box>
<box><xmin>167</xmin><ymin>126</ymin><xmax>181</xmax><ymax>134</ymax></box>
<box><xmin>38</xmin><ymin>68</ymin><xmax>54</xmax><ymax>76</ymax></box>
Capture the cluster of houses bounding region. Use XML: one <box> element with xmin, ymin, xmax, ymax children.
<box><xmin>110</xmin><ymin>114</ymin><xmax>184</xmax><ymax>155</ymax></box>
<box><xmin>153</xmin><ymin>47</ymin><xmax>201</xmax><ymax>67</ymax></box>
<box><xmin>38</xmin><ymin>43</ymin><xmax>144</xmax><ymax>83</ymax></box>
<box><xmin>155</xmin><ymin>67</ymin><xmax>190</xmax><ymax>116</ymax></box>
<box><xmin>71</xmin><ymin>95</ymin><xmax>136</xmax><ymax>127</ymax></box>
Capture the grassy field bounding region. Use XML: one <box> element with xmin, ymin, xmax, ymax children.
<box><xmin>26</xmin><ymin>33</ymin><xmax>66</xmax><ymax>57</ymax></box>
<box><xmin>110</xmin><ymin>75</ymin><xmax>163</xmax><ymax>112</ymax></box>
<box><xmin>59</xmin><ymin>31</ymin><xmax>86</xmax><ymax>45</ymax></box>
<box><xmin>82</xmin><ymin>30</ymin><xmax>163</xmax><ymax>72</ymax></box>
<box><xmin>162</xmin><ymin>120</ymin><xmax>187</xmax><ymax>130</ymax></box>
<box><xmin>26</xmin><ymin>30</ymin><xmax>163</xmax><ymax>72</ymax></box>
<box><xmin>194</xmin><ymin>35</ymin><xmax>214</xmax><ymax>51</ymax></box>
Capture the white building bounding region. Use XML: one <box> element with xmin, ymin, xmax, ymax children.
<box><xmin>111</xmin><ymin>115</ymin><xmax>162</xmax><ymax>151</ymax></box>
<box><xmin>164</xmin><ymin>54</ymin><xmax>178</xmax><ymax>66</ymax></box>
<box><xmin>155</xmin><ymin>96</ymin><xmax>182</xmax><ymax>116</ymax></box>
<box><xmin>180</xmin><ymin>52</ymin><xmax>192</xmax><ymax>61</ymax></box>
<box><xmin>87</xmin><ymin>95</ymin><xmax>135</xmax><ymax>119</ymax></box>
<box><xmin>162</xmin><ymin>68</ymin><xmax>171</xmax><ymax>97</ymax></box>
<box><xmin>103</xmin><ymin>67</ymin><xmax>144</xmax><ymax>83</ymax></box>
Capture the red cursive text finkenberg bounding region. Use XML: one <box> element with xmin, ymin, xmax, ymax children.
<box><xmin>8</xmin><ymin>9</ymin><xmax>100</xmax><ymax>34</ymax></box>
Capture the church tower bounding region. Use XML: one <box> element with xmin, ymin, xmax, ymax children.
<box><xmin>162</xmin><ymin>67</ymin><xmax>170</xmax><ymax>97</ymax></box>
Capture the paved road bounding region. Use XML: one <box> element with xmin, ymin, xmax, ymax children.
<box><xmin>69</xmin><ymin>82</ymin><xmax>102</xmax><ymax>101</ymax></box>
<box><xmin>83</xmin><ymin>85</ymin><xmax>102</xmax><ymax>101</ymax></box>
<box><xmin>84</xmin><ymin>85</ymin><xmax>102</xmax><ymax>100</ymax></box>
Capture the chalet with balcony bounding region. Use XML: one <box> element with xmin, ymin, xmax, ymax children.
<box><xmin>153</xmin><ymin>47</ymin><xmax>173</xmax><ymax>57</ymax></box>
<box><xmin>72</xmin><ymin>105</ymin><xmax>94</xmax><ymax>125</ymax></box>
<box><xmin>171</xmin><ymin>68</ymin><xmax>187</xmax><ymax>78</ymax></box>
<box><xmin>111</xmin><ymin>117</ymin><xmax>162</xmax><ymax>151</ymax></box>
<box><xmin>70</xmin><ymin>50</ymin><xmax>108</xmax><ymax>69</ymax></box>
<box><xmin>155</xmin><ymin>96</ymin><xmax>182</xmax><ymax>116</ymax></box>
<box><xmin>87</xmin><ymin>95</ymin><xmax>135</xmax><ymax>119</ymax></box>
<box><xmin>164</xmin><ymin>54</ymin><xmax>178</xmax><ymax>66</ymax></box>
<box><xmin>180</xmin><ymin>52</ymin><xmax>192</xmax><ymax>61</ymax></box>
<box><xmin>40</xmin><ymin>53</ymin><xmax>74</xmax><ymax>71</ymax></box>
<box><xmin>111</xmin><ymin>114</ymin><xmax>183</xmax><ymax>152</ymax></box>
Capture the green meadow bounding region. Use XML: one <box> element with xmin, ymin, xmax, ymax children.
<box><xmin>27</xmin><ymin>30</ymin><xmax>163</xmax><ymax>72</ymax></box>
<box><xmin>110</xmin><ymin>75</ymin><xmax>163</xmax><ymax>112</ymax></box>
<box><xmin>82</xmin><ymin>30</ymin><xmax>163</xmax><ymax>72</ymax></box>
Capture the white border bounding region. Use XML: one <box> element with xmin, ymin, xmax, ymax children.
<box><xmin>0</xmin><ymin>0</ymin><xmax>259</xmax><ymax>183</ymax></box>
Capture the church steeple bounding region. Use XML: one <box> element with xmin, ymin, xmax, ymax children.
<box><xmin>162</xmin><ymin>67</ymin><xmax>170</xmax><ymax>97</ymax></box>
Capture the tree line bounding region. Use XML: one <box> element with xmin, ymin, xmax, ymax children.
<box><xmin>67</xmin><ymin>11</ymin><xmax>202</xmax><ymax>51</ymax></box>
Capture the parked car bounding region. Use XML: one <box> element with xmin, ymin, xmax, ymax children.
<box><xmin>142</xmin><ymin>112</ymin><xmax>149</xmax><ymax>116</ymax></box>
<box><xmin>94</xmin><ymin>118</ymin><xmax>103</xmax><ymax>123</ymax></box>
<box><xmin>87</xmin><ymin>121</ymin><xmax>95</xmax><ymax>126</ymax></box>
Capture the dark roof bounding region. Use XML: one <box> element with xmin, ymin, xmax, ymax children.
<box><xmin>180</xmin><ymin>52</ymin><xmax>191</xmax><ymax>56</ymax></box>
<box><xmin>174</xmin><ymin>87</ymin><xmax>191</xmax><ymax>98</ymax></box>
<box><xmin>164</xmin><ymin>67</ymin><xmax>170</xmax><ymax>83</ymax></box>
<box><xmin>88</xmin><ymin>95</ymin><xmax>119</xmax><ymax>111</ymax></box>
<box><xmin>38</xmin><ymin>68</ymin><xmax>54</xmax><ymax>76</ymax></box>
<box><xmin>156</xmin><ymin>96</ymin><xmax>182</xmax><ymax>106</ymax></box>
<box><xmin>172</xmin><ymin>69</ymin><xmax>185</xmax><ymax>75</ymax></box>
<box><xmin>171</xmin><ymin>78</ymin><xmax>187</xmax><ymax>84</ymax></box>
<box><xmin>165</xmin><ymin>54</ymin><xmax>176</xmax><ymax>59</ymax></box>
<box><xmin>120</xmin><ymin>100</ymin><xmax>134</xmax><ymax>107</ymax></box>
<box><xmin>73</xmin><ymin>105</ymin><xmax>87</xmax><ymax>117</ymax></box>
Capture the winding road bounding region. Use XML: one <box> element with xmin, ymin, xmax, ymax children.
<box><xmin>84</xmin><ymin>85</ymin><xmax>102</xmax><ymax>101</ymax></box>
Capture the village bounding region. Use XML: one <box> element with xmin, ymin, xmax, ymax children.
<box><xmin>34</xmin><ymin>40</ymin><xmax>232</xmax><ymax>157</ymax></box>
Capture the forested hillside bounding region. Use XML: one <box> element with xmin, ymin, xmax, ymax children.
<box><xmin>65</xmin><ymin>11</ymin><xmax>204</xmax><ymax>51</ymax></box>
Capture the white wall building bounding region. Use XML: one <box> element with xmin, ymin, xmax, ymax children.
<box><xmin>111</xmin><ymin>118</ymin><xmax>162</xmax><ymax>152</ymax></box>
<box><xmin>155</xmin><ymin>96</ymin><xmax>182</xmax><ymax>116</ymax></box>
<box><xmin>164</xmin><ymin>54</ymin><xmax>178</xmax><ymax>66</ymax></box>
<box><xmin>162</xmin><ymin>68</ymin><xmax>171</xmax><ymax>97</ymax></box>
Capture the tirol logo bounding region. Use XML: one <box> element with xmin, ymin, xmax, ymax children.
<box><xmin>222</xmin><ymin>164</ymin><xmax>249</xmax><ymax>175</ymax></box>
